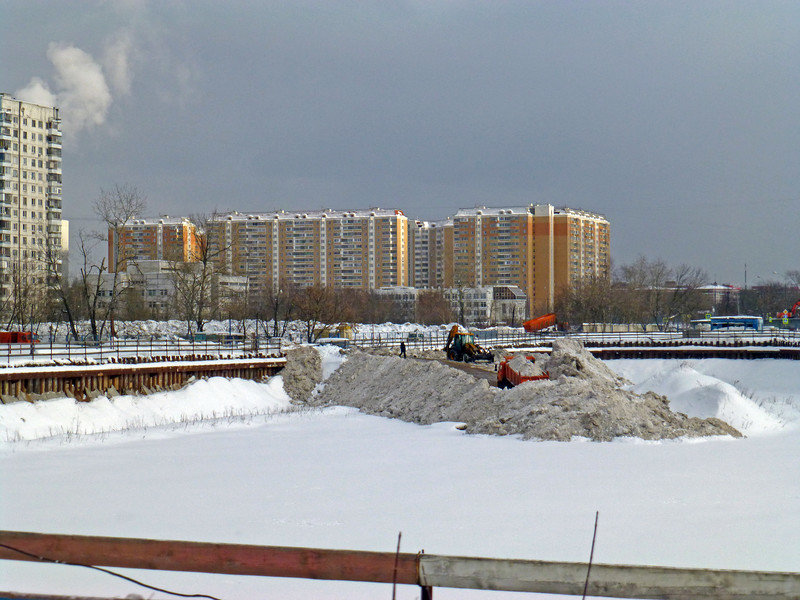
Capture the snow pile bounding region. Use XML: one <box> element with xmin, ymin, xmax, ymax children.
<box><xmin>608</xmin><ymin>359</ymin><xmax>792</xmax><ymax>435</ymax></box>
<box><xmin>281</xmin><ymin>346</ymin><xmax>323</xmax><ymax>402</ymax></box>
<box><xmin>307</xmin><ymin>345</ymin><xmax>741</xmax><ymax>441</ymax></box>
<box><xmin>316</xmin><ymin>344</ymin><xmax>348</xmax><ymax>380</ymax></box>
<box><xmin>546</xmin><ymin>338</ymin><xmax>628</xmax><ymax>385</ymax></box>
<box><xmin>0</xmin><ymin>377</ymin><xmax>292</xmax><ymax>442</ymax></box>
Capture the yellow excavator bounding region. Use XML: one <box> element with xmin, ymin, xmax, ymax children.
<box><xmin>443</xmin><ymin>325</ymin><xmax>494</xmax><ymax>362</ymax></box>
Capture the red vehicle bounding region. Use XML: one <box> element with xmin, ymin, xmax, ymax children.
<box><xmin>522</xmin><ymin>313</ymin><xmax>569</xmax><ymax>333</ymax></box>
<box><xmin>777</xmin><ymin>299</ymin><xmax>800</xmax><ymax>318</ymax></box>
<box><xmin>497</xmin><ymin>355</ymin><xmax>549</xmax><ymax>389</ymax></box>
<box><xmin>0</xmin><ymin>331</ymin><xmax>38</xmax><ymax>344</ymax></box>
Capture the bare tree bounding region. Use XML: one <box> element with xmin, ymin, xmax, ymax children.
<box><xmin>6</xmin><ymin>257</ymin><xmax>49</xmax><ymax>333</ymax></box>
<box><xmin>416</xmin><ymin>289</ymin><xmax>455</xmax><ymax>325</ymax></box>
<box><xmin>43</xmin><ymin>239</ymin><xmax>80</xmax><ymax>341</ymax></box>
<box><xmin>554</xmin><ymin>273</ymin><xmax>618</xmax><ymax>328</ymax></box>
<box><xmin>91</xmin><ymin>184</ymin><xmax>146</xmax><ymax>337</ymax></box>
<box><xmin>76</xmin><ymin>231</ymin><xmax>112</xmax><ymax>341</ymax></box>
<box><xmin>252</xmin><ymin>284</ymin><xmax>298</xmax><ymax>338</ymax></box>
<box><xmin>168</xmin><ymin>212</ymin><xmax>228</xmax><ymax>333</ymax></box>
<box><xmin>617</xmin><ymin>256</ymin><xmax>707</xmax><ymax>330</ymax></box>
<box><xmin>296</xmin><ymin>285</ymin><xmax>335</xmax><ymax>342</ymax></box>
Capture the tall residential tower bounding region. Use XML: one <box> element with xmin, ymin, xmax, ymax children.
<box><xmin>0</xmin><ymin>94</ymin><xmax>66</xmax><ymax>308</ymax></box>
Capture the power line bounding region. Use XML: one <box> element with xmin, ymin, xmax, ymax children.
<box><xmin>0</xmin><ymin>542</ymin><xmax>224</xmax><ymax>600</ymax></box>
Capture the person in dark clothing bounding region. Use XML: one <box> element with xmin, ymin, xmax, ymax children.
<box><xmin>399</xmin><ymin>341</ymin><xmax>407</xmax><ymax>358</ymax></box>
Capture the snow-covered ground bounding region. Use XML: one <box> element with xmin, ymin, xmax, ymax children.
<box><xmin>1</xmin><ymin>354</ymin><xmax>798</xmax><ymax>599</ymax></box>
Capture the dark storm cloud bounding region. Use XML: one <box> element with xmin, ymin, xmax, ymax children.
<box><xmin>2</xmin><ymin>1</ymin><xmax>798</xmax><ymax>283</ymax></box>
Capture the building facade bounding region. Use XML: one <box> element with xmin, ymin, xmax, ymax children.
<box><xmin>0</xmin><ymin>94</ymin><xmax>66</xmax><ymax>307</ymax></box>
<box><xmin>109</xmin><ymin>204</ymin><xmax>608</xmax><ymax>320</ymax></box>
<box><xmin>208</xmin><ymin>209</ymin><xmax>409</xmax><ymax>293</ymax></box>
<box><xmin>413</xmin><ymin>204</ymin><xmax>609</xmax><ymax>316</ymax></box>
<box><xmin>109</xmin><ymin>216</ymin><xmax>199</xmax><ymax>272</ymax></box>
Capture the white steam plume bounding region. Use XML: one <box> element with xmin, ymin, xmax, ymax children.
<box><xmin>103</xmin><ymin>32</ymin><xmax>133</xmax><ymax>96</ymax></box>
<box><xmin>48</xmin><ymin>43</ymin><xmax>112</xmax><ymax>133</ymax></box>
<box><xmin>14</xmin><ymin>77</ymin><xmax>58</xmax><ymax>108</ymax></box>
<box><xmin>14</xmin><ymin>34</ymin><xmax>134</xmax><ymax>137</ymax></box>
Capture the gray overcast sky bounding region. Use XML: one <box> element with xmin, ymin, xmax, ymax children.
<box><xmin>2</xmin><ymin>1</ymin><xmax>798</xmax><ymax>285</ymax></box>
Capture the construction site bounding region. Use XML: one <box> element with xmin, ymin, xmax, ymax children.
<box><xmin>1</xmin><ymin>322</ymin><xmax>798</xmax><ymax>599</ymax></box>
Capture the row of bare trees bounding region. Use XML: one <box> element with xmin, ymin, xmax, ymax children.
<box><xmin>224</xmin><ymin>286</ymin><xmax>456</xmax><ymax>342</ymax></box>
<box><xmin>556</xmin><ymin>258</ymin><xmax>800</xmax><ymax>329</ymax></box>
<box><xmin>555</xmin><ymin>257</ymin><xmax>709</xmax><ymax>330</ymax></box>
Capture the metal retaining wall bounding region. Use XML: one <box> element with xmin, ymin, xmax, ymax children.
<box><xmin>588</xmin><ymin>347</ymin><xmax>800</xmax><ymax>360</ymax></box>
<box><xmin>0</xmin><ymin>357</ymin><xmax>286</xmax><ymax>402</ymax></box>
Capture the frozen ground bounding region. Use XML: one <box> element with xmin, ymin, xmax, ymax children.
<box><xmin>0</xmin><ymin>354</ymin><xmax>798</xmax><ymax>599</ymax></box>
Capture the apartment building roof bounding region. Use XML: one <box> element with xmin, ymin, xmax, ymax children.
<box><xmin>215</xmin><ymin>208</ymin><xmax>406</xmax><ymax>221</ymax></box>
<box><xmin>453</xmin><ymin>204</ymin><xmax>608</xmax><ymax>221</ymax></box>
<box><xmin>454</xmin><ymin>206</ymin><xmax>533</xmax><ymax>217</ymax></box>
<box><xmin>553</xmin><ymin>206</ymin><xmax>609</xmax><ymax>221</ymax></box>
<box><xmin>127</xmin><ymin>216</ymin><xmax>193</xmax><ymax>226</ymax></box>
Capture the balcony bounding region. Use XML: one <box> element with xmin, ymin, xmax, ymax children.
<box><xmin>0</xmin><ymin>153</ymin><xmax>11</xmax><ymax>166</ymax></box>
<box><xmin>47</xmin><ymin>136</ymin><xmax>62</xmax><ymax>148</ymax></box>
<box><xmin>47</xmin><ymin>211</ymin><xmax>61</xmax><ymax>221</ymax></box>
<box><xmin>47</xmin><ymin>185</ymin><xmax>62</xmax><ymax>196</ymax></box>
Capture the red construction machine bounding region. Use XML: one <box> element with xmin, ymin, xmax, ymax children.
<box><xmin>496</xmin><ymin>355</ymin><xmax>550</xmax><ymax>389</ymax></box>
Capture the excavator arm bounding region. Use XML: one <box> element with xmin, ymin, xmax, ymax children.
<box><xmin>444</xmin><ymin>324</ymin><xmax>459</xmax><ymax>351</ymax></box>
<box><xmin>790</xmin><ymin>299</ymin><xmax>800</xmax><ymax>318</ymax></box>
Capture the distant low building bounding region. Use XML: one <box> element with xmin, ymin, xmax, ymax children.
<box><xmin>89</xmin><ymin>260</ymin><xmax>248</xmax><ymax>320</ymax></box>
<box><xmin>699</xmin><ymin>283</ymin><xmax>740</xmax><ymax>313</ymax></box>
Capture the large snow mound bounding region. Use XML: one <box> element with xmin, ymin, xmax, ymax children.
<box><xmin>306</xmin><ymin>342</ymin><xmax>741</xmax><ymax>442</ymax></box>
<box><xmin>0</xmin><ymin>377</ymin><xmax>292</xmax><ymax>442</ymax></box>
<box><xmin>608</xmin><ymin>359</ymin><xmax>798</xmax><ymax>435</ymax></box>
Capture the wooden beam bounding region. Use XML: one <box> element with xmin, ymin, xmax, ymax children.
<box><xmin>2</xmin><ymin>531</ymin><xmax>799</xmax><ymax>599</ymax></box>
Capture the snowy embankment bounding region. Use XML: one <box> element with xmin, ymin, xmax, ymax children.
<box><xmin>0</xmin><ymin>345</ymin><xmax>344</xmax><ymax>443</ymax></box>
<box><xmin>608</xmin><ymin>358</ymin><xmax>800</xmax><ymax>435</ymax></box>
<box><xmin>0</xmin><ymin>377</ymin><xmax>292</xmax><ymax>442</ymax></box>
<box><xmin>0</xmin><ymin>349</ymin><xmax>799</xmax><ymax>599</ymax></box>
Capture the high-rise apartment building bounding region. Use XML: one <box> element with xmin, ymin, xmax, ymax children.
<box><xmin>408</xmin><ymin>219</ymin><xmax>453</xmax><ymax>289</ymax></box>
<box><xmin>207</xmin><ymin>209</ymin><xmax>409</xmax><ymax>293</ymax></box>
<box><xmin>109</xmin><ymin>203</ymin><xmax>608</xmax><ymax>318</ymax></box>
<box><xmin>108</xmin><ymin>217</ymin><xmax>199</xmax><ymax>272</ymax></box>
<box><xmin>416</xmin><ymin>204</ymin><xmax>609</xmax><ymax>315</ymax></box>
<box><xmin>0</xmin><ymin>94</ymin><xmax>66</xmax><ymax>306</ymax></box>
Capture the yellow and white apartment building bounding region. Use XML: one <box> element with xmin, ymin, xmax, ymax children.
<box><xmin>206</xmin><ymin>209</ymin><xmax>409</xmax><ymax>293</ymax></box>
<box><xmin>111</xmin><ymin>203</ymin><xmax>608</xmax><ymax>318</ymax></box>
<box><xmin>410</xmin><ymin>205</ymin><xmax>609</xmax><ymax>315</ymax></box>
<box><xmin>108</xmin><ymin>217</ymin><xmax>199</xmax><ymax>272</ymax></box>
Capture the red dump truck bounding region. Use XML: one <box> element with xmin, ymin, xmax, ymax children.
<box><xmin>497</xmin><ymin>355</ymin><xmax>550</xmax><ymax>389</ymax></box>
